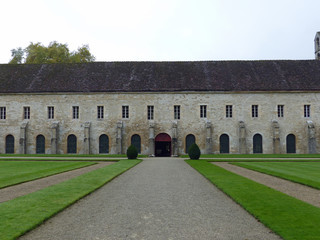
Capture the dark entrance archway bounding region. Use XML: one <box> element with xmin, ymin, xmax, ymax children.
<box><xmin>36</xmin><ymin>135</ymin><xmax>45</xmax><ymax>154</ymax></box>
<box><xmin>286</xmin><ymin>134</ymin><xmax>296</xmax><ymax>153</ymax></box>
<box><xmin>5</xmin><ymin>135</ymin><xmax>14</xmax><ymax>154</ymax></box>
<box><xmin>220</xmin><ymin>134</ymin><xmax>230</xmax><ymax>153</ymax></box>
<box><xmin>253</xmin><ymin>134</ymin><xmax>263</xmax><ymax>153</ymax></box>
<box><xmin>155</xmin><ymin>133</ymin><xmax>171</xmax><ymax>157</ymax></box>
<box><xmin>67</xmin><ymin>134</ymin><xmax>77</xmax><ymax>154</ymax></box>
<box><xmin>131</xmin><ymin>134</ymin><xmax>141</xmax><ymax>153</ymax></box>
<box><xmin>99</xmin><ymin>134</ymin><xmax>109</xmax><ymax>154</ymax></box>
<box><xmin>186</xmin><ymin>134</ymin><xmax>196</xmax><ymax>153</ymax></box>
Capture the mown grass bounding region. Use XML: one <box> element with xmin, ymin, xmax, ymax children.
<box><xmin>181</xmin><ymin>153</ymin><xmax>320</xmax><ymax>159</ymax></box>
<box><xmin>0</xmin><ymin>161</ymin><xmax>96</xmax><ymax>189</ymax></box>
<box><xmin>233</xmin><ymin>162</ymin><xmax>320</xmax><ymax>190</ymax></box>
<box><xmin>186</xmin><ymin>160</ymin><xmax>320</xmax><ymax>240</ymax></box>
<box><xmin>0</xmin><ymin>159</ymin><xmax>141</xmax><ymax>240</ymax></box>
<box><xmin>0</xmin><ymin>154</ymin><xmax>148</xmax><ymax>158</ymax></box>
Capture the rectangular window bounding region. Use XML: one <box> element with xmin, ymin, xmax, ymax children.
<box><xmin>304</xmin><ymin>105</ymin><xmax>310</xmax><ymax>117</ymax></box>
<box><xmin>48</xmin><ymin>106</ymin><xmax>54</xmax><ymax>119</ymax></box>
<box><xmin>73</xmin><ymin>106</ymin><xmax>79</xmax><ymax>119</ymax></box>
<box><xmin>97</xmin><ymin>106</ymin><xmax>104</xmax><ymax>119</ymax></box>
<box><xmin>226</xmin><ymin>105</ymin><xmax>233</xmax><ymax>118</ymax></box>
<box><xmin>277</xmin><ymin>105</ymin><xmax>284</xmax><ymax>118</ymax></box>
<box><xmin>122</xmin><ymin>106</ymin><xmax>129</xmax><ymax>119</ymax></box>
<box><xmin>174</xmin><ymin>105</ymin><xmax>180</xmax><ymax>120</ymax></box>
<box><xmin>24</xmin><ymin>106</ymin><xmax>30</xmax><ymax>119</ymax></box>
<box><xmin>0</xmin><ymin>107</ymin><xmax>6</xmax><ymax>120</ymax></box>
<box><xmin>200</xmin><ymin>105</ymin><xmax>207</xmax><ymax>118</ymax></box>
<box><xmin>147</xmin><ymin>105</ymin><xmax>154</xmax><ymax>120</ymax></box>
<box><xmin>252</xmin><ymin>105</ymin><xmax>258</xmax><ymax>118</ymax></box>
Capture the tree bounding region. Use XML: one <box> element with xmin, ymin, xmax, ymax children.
<box><xmin>9</xmin><ymin>41</ymin><xmax>95</xmax><ymax>64</ymax></box>
<box><xmin>69</xmin><ymin>45</ymin><xmax>96</xmax><ymax>63</ymax></box>
<box><xmin>9</xmin><ymin>47</ymin><xmax>24</xmax><ymax>64</ymax></box>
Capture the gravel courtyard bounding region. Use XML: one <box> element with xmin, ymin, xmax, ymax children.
<box><xmin>19</xmin><ymin>158</ymin><xmax>281</xmax><ymax>240</ymax></box>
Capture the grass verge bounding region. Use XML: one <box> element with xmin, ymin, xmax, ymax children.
<box><xmin>0</xmin><ymin>159</ymin><xmax>141</xmax><ymax>240</ymax></box>
<box><xmin>181</xmin><ymin>153</ymin><xmax>320</xmax><ymax>159</ymax></box>
<box><xmin>0</xmin><ymin>154</ymin><xmax>148</xmax><ymax>158</ymax></box>
<box><xmin>0</xmin><ymin>158</ymin><xmax>120</xmax><ymax>162</ymax></box>
<box><xmin>0</xmin><ymin>161</ymin><xmax>95</xmax><ymax>188</ymax></box>
<box><xmin>186</xmin><ymin>160</ymin><xmax>320</xmax><ymax>240</ymax></box>
<box><xmin>232</xmin><ymin>162</ymin><xmax>320</xmax><ymax>190</ymax></box>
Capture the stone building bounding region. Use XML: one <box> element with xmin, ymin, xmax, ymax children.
<box><xmin>1</xmin><ymin>36</ymin><xmax>320</xmax><ymax>156</ymax></box>
<box><xmin>315</xmin><ymin>31</ymin><xmax>320</xmax><ymax>60</ymax></box>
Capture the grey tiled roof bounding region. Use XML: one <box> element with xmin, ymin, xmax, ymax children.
<box><xmin>0</xmin><ymin>60</ymin><xmax>320</xmax><ymax>93</ymax></box>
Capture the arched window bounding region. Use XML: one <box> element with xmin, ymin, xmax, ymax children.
<box><xmin>5</xmin><ymin>135</ymin><xmax>14</xmax><ymax>154</ymax></box>
<box><xmin>186</xmin><ymin>134</ymin><xmax>196</xmax><ymax>153</ymax></box>
<box><xmin>67</xmin><ymin>134</ymin><xmax>77</xmax><ymax>154</ymax></box>
<box><xmin>36</xmin><ymin>135</ymin><xmax>45</xmax><ymax>154</ymax></box>
<box><xmin>131</xmin><ymin>134</ymin><xmax>141</xmax><ymax>153</ymax></box>
<box><xmin>99</xmin><ymin>134</ymin><xmax>109</xmax><ymax>154</ymax></box>
<box><xmin>253</xmin><ymin>134</ymin><xmax>263</xmax><ymax>153</ymax></box>
<box><xmin>286</xmin><ymin>134</ymin><xmax>296</xmax><ymax>153</ymax></box>
<box><xmin>220</xmin><ymin>134</ymin><xmax>230</xmax><ymax>153</ymax></box>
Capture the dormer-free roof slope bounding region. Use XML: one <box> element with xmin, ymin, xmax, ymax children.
<box><xmin>0</xmin><ymin>60</ymin><xmax>320</xmax><ymax>93</ymax></box>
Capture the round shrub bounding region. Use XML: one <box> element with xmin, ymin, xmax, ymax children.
<box><xmin>127</xmin><ymin>145</ymin><xmax>138</xmax><ymax>159</ymax></box>
<box><xmin>188</xmin><ymin>143</ymin><xmax>201</xmax><ymax>160</ymax></box>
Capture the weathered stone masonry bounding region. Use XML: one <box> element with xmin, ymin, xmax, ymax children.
<box><xmin>0</xmin><ymin>91</ymin><xmax>319</xmax><ymax>155</ymax></box>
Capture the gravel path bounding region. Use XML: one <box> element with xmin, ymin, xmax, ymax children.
<box><xmin>213</xmin><ymin>162</ymin><xmax>320</xmax><ymax>208</ymax></box>
<box><xmin>0</xmin><ymin>162</ymin><xmax>113</xmax><ymax>203</ymax></box>
<box><xmin>20</xmin><ymin>158</ymin><xmax>281</xmax><ymax>240</ymax></box>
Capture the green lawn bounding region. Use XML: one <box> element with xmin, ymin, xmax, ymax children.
<box><xmin>0</xmin><ymin>161</ymin><xmax>95</xmax><ymax>188</ymax></box>
<box><xmin>186</xmin><ymin>160</ymin><xmax>320</xmax><ymax>240</ymax></box>
<box><xmin>0</xmin><ymin>159</ymin><xmax>141</xmax><ymax>240</ymax></box>
<box><xmin>232</xmin><ymin>162</ymin><xmax>320</xmax><ymax>189</ymax></box>
<box><xmin>0</xmin><ymin>154</ymin><xmax>148</xmax><ymax>158</ymax></box>
<box><xmin>181</xmin><ymin>153</ymin><xmax>320</xmax><ymax>159</ymax></box>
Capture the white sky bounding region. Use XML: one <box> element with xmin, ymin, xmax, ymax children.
<box><xmin>1</xmin><ymin>0</ymin><xmax>320</xmax><ymax>63</ymax></box>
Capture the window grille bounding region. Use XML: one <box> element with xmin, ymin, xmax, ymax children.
<box><xmin>252</xmin><ymin>105</ymin><xmax>258</xmax><ymax>118</ymax></box>
<box><xmin>122</xmin><ymin>106</ymin><xmax>129</xmax><ymax>119</ymax></box>
<box><xmin>97</xmin><ymin>106</ymin><xmax>104</xmax><ymax>119</ymax></box>
<box><xmin>48</xmin><ymin>106</ymin><xmax>54</xmax><ymax>119</ymax></box>
<box><xmin>73</xmin><ymin>106</ymin><xmax>79</xmax><ymax>119</ymax></box>
<box><xmin>147</xmin><ymin>106</ymin><xmax>154</xmax><ymax>120</ymax></box>
<box><xmin>200</xmin><ymin>105</ymin><xmax>207</xmax><ymax>118</ymax></box>
<box><xmin>174</xmin><ymin>105</ymin><xmax>180</xmax><ymax>120</ymax></box>
<box><xmin>0</xmin><ymin>107</ymin><xmax>6</xmax><ymax>119</ymax></box>
<box><xmin>226</xmin><ymin>105</ymin><xmax>233</xmax><ymax>118</ymax></box>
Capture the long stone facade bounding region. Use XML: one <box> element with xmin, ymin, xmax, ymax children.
<box><xmin>0</xmin><ymin>91</ymin><xmax>319</xmax><ymax>155</ymax></box>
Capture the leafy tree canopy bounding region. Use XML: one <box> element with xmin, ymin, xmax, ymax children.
<box><xmin>9</xmin><ymin>41</ymin><xmax>95</xmax><ymax>64</ymax></box>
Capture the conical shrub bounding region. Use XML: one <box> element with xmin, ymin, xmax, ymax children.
<box><xmin>188</xmin><ymin>143</ymin><xmax>201</xmax><ymax>160</ymax></box>
<box><xmin>127</xmin><ymin>145</ymin><xmax>138</xmax><ymax>159</ymax></box>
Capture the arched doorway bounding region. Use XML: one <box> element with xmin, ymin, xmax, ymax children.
<box><xmin>36</xmin><ymin>135</ymin><xmax>45</xmax><ymax>154</ymax></box>
<box><xmin>5</xmin><ymin>135</ymin><xmax>14</xmax><ymax>154</ymax></box>
<box><xmin>155</xmin><ymin>133</ymin><xmax>171</xmax><ymax>157</ymax></box>
<box><xmin>67</xmin><ymin>134</ymin><xmax>77</xmax><ymax>154</ymax></box>
<box><xmin>131</xmin><ymin>134</ymin><xmax>141</xmax><ymax>153</ymax></box>
<box><xmin>286</xmin><ymin>134</ymin><xmax>296</xmax><ymax>153</ymax></box>
<box><xmin>220</xmin><ymin>134</ymin><xmax>230</xmax><ymax>153</ymax></box>
<box><xmin>99</xmin><ymin>134</ymin><xmax>109</xmax><ymax>154</ymax></box>
<box><xmin>186</xmin><ymin>134</ymin><xmax>196</xmax><ymax>153</ymax></box>
<box><xmin>253</xmin><ymin>134</ymin><xmax>263</xmax><ymax>153</ymax></box>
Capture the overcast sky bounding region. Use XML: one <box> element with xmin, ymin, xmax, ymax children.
<box><xmin>1</xmin><ymin>0</ymin><xmax>320</xmax><ymax>63</ymax></box>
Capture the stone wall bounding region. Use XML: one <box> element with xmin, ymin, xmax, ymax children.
<box><xmin>0</xmin><ymin>91</ymin><xmax>318</xmax><ymax>155</ymax></box>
